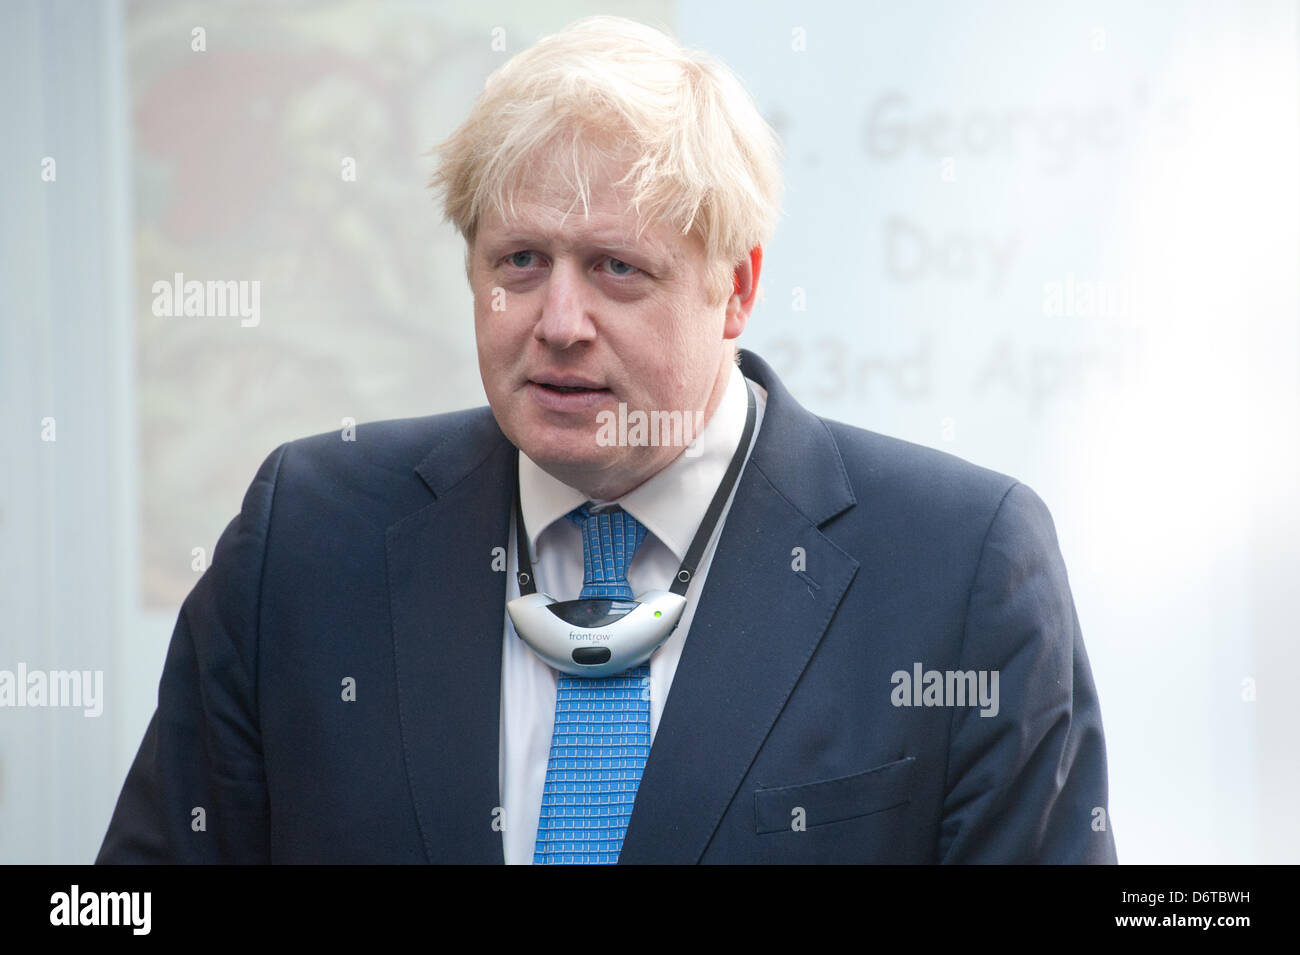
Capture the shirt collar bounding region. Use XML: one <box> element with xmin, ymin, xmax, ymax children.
<box><xmin>518</xmin><ymin>362</ymin><xmax>765</xmax><ymax>564</ymax></box>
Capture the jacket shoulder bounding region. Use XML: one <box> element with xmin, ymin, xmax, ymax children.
<box><xmin>821</xmin><ymin>417</ymin><xmax>1020</xmax><ymax>513</ymax></box>
<box><xmin>289</xmin><ymin>405</ymin><xmax>500</xmax><ymax>466</ymax></box>
<box><xmin>813</xmin><ymin>417</ymin><xmax>1070</xmax><ymax>565</ymax></box>
<box><xmin>258</xmin><ymin>405</ymin><xmax>506</xmax><ymax>527</ymax></box>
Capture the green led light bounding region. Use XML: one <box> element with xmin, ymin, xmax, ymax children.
<box><xmin>654</xmin><ymin>610</ymin><xmax>662</xmax><ymax>617</ymax></box>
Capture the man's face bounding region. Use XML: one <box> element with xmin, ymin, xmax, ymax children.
<box><xmin>469</xmin><ymin>152</ymin><xmax>741</xmax><ymax>500</ymax></box>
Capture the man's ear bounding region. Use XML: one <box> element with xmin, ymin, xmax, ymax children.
<box><xmin>724</xmin><ymin>245</ymin><xmax>763</xmax><ymax>341</ymax></box>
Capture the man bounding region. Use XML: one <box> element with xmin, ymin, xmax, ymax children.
<box><xmin>98</xmin><ymin>16</ymin><xmax>1117</xmax><ymax>864</ymax></box>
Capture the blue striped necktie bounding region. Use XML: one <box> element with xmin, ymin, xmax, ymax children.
<box><xmin>533</xmin><ymin>503</ymin><xmax>651</xmax><ymax>865</ymax></box>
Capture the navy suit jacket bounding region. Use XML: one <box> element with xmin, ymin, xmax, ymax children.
<box><xmin>98</xmin><ymin>348</ymin><xmax>1117</xmax><ymax>863</ymax></box>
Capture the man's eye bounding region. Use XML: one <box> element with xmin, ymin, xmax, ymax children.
<box><xmin>603</xmin><ymin>257</ymin><xmax>639</xmax><ymax>277</ymax></box>
<box><xmin>506</xmin><ymin>251</ymin><xmax>539</xmax><ymax>269</ymax></box>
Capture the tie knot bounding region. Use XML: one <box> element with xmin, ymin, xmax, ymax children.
<box><xmin>565</xmin><ymin>503</ymin><xmax>647</xmax><ymax>600</ymax></box>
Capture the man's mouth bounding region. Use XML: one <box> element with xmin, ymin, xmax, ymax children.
<box><xmin>530</xmin><ymin>376</ymin><xmax>611</xmax><ymax>395</ymax></box>
<box><xmin>526</xmin><ymin>378</ymin><xmax>615</xmax><ymax>410</ymax></box>
<box><xmin>537</xmin><ymin>383</ymin><xmax>606</xmax><ymax>394</ymax></box>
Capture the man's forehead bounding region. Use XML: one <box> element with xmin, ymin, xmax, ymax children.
<box><xmin>478</xmin><ymin>195</ymin><xmax>683</xmax><ymax>258</ymax></box>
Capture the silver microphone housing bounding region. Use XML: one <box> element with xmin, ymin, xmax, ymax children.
<box><xmin>507</xmin><ymin>590</ymin><xmax>688</xmax><ymax>678</ymax></box>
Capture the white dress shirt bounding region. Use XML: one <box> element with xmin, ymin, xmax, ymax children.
<box><xmin>498</xmin><ymin>362</ymin><xmax>768</xmax><ymax>864</ymax></box>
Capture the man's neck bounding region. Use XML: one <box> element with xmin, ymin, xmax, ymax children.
<box><xmin>566</xmin><ymin>350</ymin><xmax>737</xmax><ymax>501</ymax></box>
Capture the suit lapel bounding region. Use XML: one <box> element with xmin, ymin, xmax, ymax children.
<box><xmin>386</xmin><ymin>410</ymin><xmax>513</xmax><ymax>863</ymax></box>
<box><xmin>619</xmin><ymin>349</ymin><xmax>860</xmax><ymax>863</ymax></box>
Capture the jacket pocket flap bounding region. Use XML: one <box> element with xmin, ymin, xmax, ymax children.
<box><xmin>754</xmin><ymin>756</ymin><xmax>915</xmax><ymax>834</ymax></box>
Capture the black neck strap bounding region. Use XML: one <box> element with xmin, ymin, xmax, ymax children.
<box><xmin>514</xmin><ymin>379</ymin><xmax>757</xmax><ymax>598</ymax></box>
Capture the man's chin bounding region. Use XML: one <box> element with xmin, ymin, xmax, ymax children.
<box><xmin>522</xmin><ymin>442</ymin><xmax>615</xmax><ymax>480</ymax></box>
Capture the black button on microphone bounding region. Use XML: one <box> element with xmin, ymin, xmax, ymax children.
<box><xmin>572</xmin><ymin>648</ymin><xmax>613</xmax><ymax>665</ymax></box>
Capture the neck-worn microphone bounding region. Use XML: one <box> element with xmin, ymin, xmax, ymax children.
<box><xmin>507</xmin><ymin>381</ymin><xmax>757</xmax><ymax>677</ymax></box>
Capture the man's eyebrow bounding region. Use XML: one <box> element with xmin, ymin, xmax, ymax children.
<box><xmin>484</xmin><ymin>230</ymin><xmax>667</xmax><ymax>259</ymax></box>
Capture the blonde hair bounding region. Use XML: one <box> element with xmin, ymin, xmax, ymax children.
<box><xmin>428</xmin><ymin>15</ymin><xmax>784</xmax><ymax>304</ymax></box>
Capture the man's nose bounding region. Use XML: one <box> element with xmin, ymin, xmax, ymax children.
<box><xmin>534</xmin><ymin>258</ymin><xmax>596</xmax><ymax>348</ymax></box>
